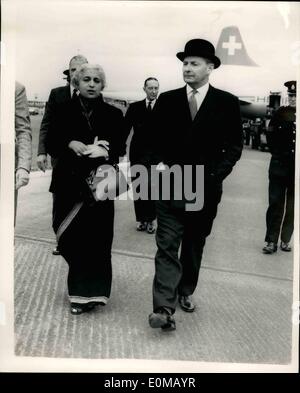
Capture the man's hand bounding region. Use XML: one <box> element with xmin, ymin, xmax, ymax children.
<box><xmin>37</xmin><ymin>154</ymin><xmax>47</xmax><ymax>172</ymax></box>
<box><xmin>68</xmin><ymin>140</ymin><xmax>88</xmax><ymax>156</ymax></box>
<box><xmin>15</xmin><ymin>168</ymin><xmax>29</xmax><ymax>190</ymax></box>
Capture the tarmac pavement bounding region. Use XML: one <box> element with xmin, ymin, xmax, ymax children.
<box><xmin>14</xmin><ymin>148</ymin><xmax>296</xmax><ymax>367</ymax></box>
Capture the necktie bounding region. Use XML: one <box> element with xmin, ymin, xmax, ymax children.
<box><xmin>189</xmin><ymin>90</ymin><xmax>198</xmax><ymax>120</ymax></box>
<box><xmin>147</xmin><ymin>101</ymin><xmax>152</xmax><ymax>112</ymax></box>
<box><xmin>72</xmin><ymin>89</ymin><xmax>78</xmax><ymax>99</ymax></box>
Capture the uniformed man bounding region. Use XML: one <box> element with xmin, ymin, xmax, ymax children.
<box><xmin>263</xmin><ymin>81</ymin><xmax>296</xmax><ymax>254</ymax></box>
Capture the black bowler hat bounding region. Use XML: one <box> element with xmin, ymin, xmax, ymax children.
<box><xmin>176</xmin><ymin>39</ymin><xmax>221</xmax><ymax>69</ymax></box>
<box><xmin>284</xmin><ymin>80</ymin><xmax>296</xmax><ymax>95</ymax></box>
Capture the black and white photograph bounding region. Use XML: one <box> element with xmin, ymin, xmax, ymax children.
<box><xmin>0</xmin><ymin>0</ymin><xmax>299</xmax><ymax>373</ymax></box>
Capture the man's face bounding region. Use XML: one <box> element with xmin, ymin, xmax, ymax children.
<box><xmin>69</xmin><ymin>59</ymin><xmax>87</xmax><ymax>84</ymax></box>
<box><xmin>143</xmin><ymin>80</ymin><xmax>159</xmax><ymax>101</ymax></box>
<box><xmin>288</xmin><ymin>94</ymin><xmax>296</xmax><ymax>108</ymax></box>
<box><xmin>183</xmin><ymin>56</ymin><xmax>214</xmax><ymax>88</ymax></box>
<box><xmin>78</xmin><ymin>69</ymin><xmax>103</xmax><ymax>99</ymax></box>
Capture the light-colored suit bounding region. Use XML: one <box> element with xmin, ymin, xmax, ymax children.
<box><xmin>15</xmin><ymin>81</ymin><xmax>32</xmax><ymax>172</ymax></box>
<box><xmin>15</xmin><ymin>81</ymin><xmax>32</xmax><ymax>224</ymax></box>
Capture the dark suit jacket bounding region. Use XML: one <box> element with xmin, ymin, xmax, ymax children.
<box><xmin>38</xmin><ymin>85</ymin><xmax>71</xmax><ymax>156</ymax></box>
<box><xmin>124</xmin><ymin>99</ymin><xmax>159</xmax><ymax>164</ymax></box>
<box><xmin>45</xmin><ymin>94</ymin><xmax>126</xmax><ymax>195</ymax></box>
<box><xmin>153</xmin><ymin>85</ymin><xmax>243</xmax><ymax>184</ymax></box>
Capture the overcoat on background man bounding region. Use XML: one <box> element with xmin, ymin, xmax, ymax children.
<box><xmin>124</xmin><ymin>78</ymin><xmax>160</xmax><ymax>233</ymax></box>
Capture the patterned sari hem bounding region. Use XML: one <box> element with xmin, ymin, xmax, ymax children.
<box><xmin>68</xmin><ymin>295</ymin><xmax>108</xmax><ymax>304</ymax></box>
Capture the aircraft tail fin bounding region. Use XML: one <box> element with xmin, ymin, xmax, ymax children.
<box><xmin>216</xmin><ymin>26</ymin><xmax>258</xmax><ymax>66</ymax></box>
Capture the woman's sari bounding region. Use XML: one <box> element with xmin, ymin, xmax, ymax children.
<box><xmin>47</xmin><ymin>94</ymin><xmax>125</xmax><ymax>305</ymax></box>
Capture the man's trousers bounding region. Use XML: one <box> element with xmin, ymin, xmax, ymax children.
<box><xmin>153</xmin><ymin>184</ymin><xmax>222</xmax><ymax>313</ymax></box>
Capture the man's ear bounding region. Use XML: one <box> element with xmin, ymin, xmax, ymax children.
<box><xmin>207</xmin><ymin>63</ymin><xmax>214</xmax><ymax>74</ymax></box>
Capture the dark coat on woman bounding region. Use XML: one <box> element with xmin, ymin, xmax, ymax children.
<box><xmin>46</xmin><ymin>94</ymin><xmax>126</xmax><ymax>200</ymax></box>
<box><xmin>45</xmin><ymin>94</ymin><xmax>126</xmax><ymax>303</ymax></box>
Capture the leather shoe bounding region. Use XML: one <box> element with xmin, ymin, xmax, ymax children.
<box><xmin>70</xmin><ymin>301</ymin><xmax>105</xmax><ymax>315</ymax></box>
<box><xmin>52</xmin><ymin>246</ymin><xmax>60</xmax><ymax>256</ymax></box>
<box><xmin>262</xmin><ymin>242</ymin><xmax>277</xmax><ymax>254</ymax></box>
<box><xmin>149</xmin><ymin>308</ymin><xmax>176</xmax><ymax>331</ymax></box>
<box><xmin>178</xmin><ymin>295</ymin><xmax>195</xmax><ymax>312</ymax></box>
<box><xmin>146</xmin><ymin>222</ymin><xmax>156</xmax><ymax>234</ymax></box>
<box><xmin>280</xmin><ymin>242</ymin><xmax>292</xmax><ymax>252</ymax></box>
<box><xmin>70</xmin><ymin>302</ymin><xmax>97</xmax><ymax>315</ymax></box>
<box><xmin>136</xmin><ymin>222</ymin><xmax>147</xmax><ymax>231</ymax></box>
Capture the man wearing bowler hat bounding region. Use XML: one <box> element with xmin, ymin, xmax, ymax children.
<box><xmin>148</xmin><ymin>39</ymin><xmax>243</xmax><ymax>331</ymax></box>
<box><xmin>262</xmin><ymin>81</ymin><xmax>296</xmax><ymax>254</ymax></box>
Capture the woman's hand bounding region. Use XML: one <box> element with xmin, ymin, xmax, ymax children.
<box><xmin>82</xmin><ymin>145</ymin><xmax>109</xmax><ymax>158</ymax></box>
<box><xmin>82</xmin><ymin>136</ymin><xmax>109</xmax><ymax>158</ymax></box>
<box><xmin>95</xmin><ymin>138</ymin><xmax>110</xmax><ymax>151</ymax></box>
<box><xmin>88</xmin><ymin>137</ymin><xmax>110</xmax><ymax>150</ymax></box>
<box><xmin>68</xmin><ymin>140</ymin><xmax>88</xmax><ymax>156</ymax></box>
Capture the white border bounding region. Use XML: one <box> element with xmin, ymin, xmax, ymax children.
<box><xmin>0</xmin><ymin>0</ymin><xmax>299</xmax><ymax>373</ymax></box>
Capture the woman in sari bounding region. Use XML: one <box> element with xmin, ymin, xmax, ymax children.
<box><xmin>46</xmin><ymin>64</ymin><xmax>126</xmax><ymax>314</ymax></box>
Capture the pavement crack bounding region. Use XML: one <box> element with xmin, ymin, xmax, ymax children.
<box><xmin>15</xmin><ymin>234</ymin><xmax>293</xmax><ymax>283</ymax></box>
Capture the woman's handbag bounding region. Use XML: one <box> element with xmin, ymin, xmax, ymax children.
<box><xmin>86</xmin><ymin>163</ymin><xmax>129</xmax><ymax>201</ymax></box>
<box><xmin>78</xmin><ymin>96</ymin><xmax>128</xmax><ymax>201</ymax></box>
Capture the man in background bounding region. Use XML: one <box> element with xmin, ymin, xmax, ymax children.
<box><xmin>124</xmin><ymin>77</ymin><xmax>160</xmax><ymax>234</ymax></box>
<box><xmin>15</xmin><ymin>81</ymin><xmax>32</xmax><ymax>223</ymax></box>
<box><xmin>37</xmin><ymin>55</ymin><xmax>88</xmax><ymax>255</ymax></box>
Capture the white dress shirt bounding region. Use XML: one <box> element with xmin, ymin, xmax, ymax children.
<box><xmin>186</xmin><ymin>83</ymin><xmax>209</xmax><ymax>111</ymax></box>
<box><xmin>145</xmin><ymin>99</ymin><xmax>156</xmax><ymax>109</ymax></box>
<box><xmin>70</xmin><ymin>85</ymin><xmax>80</xmax><ymax>97</ymax></box>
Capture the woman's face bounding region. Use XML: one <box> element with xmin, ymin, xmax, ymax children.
<box><xmin>78</xmin><ymin>69</ymin><xmax>103</xmax><ymax>98</ymax></box>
